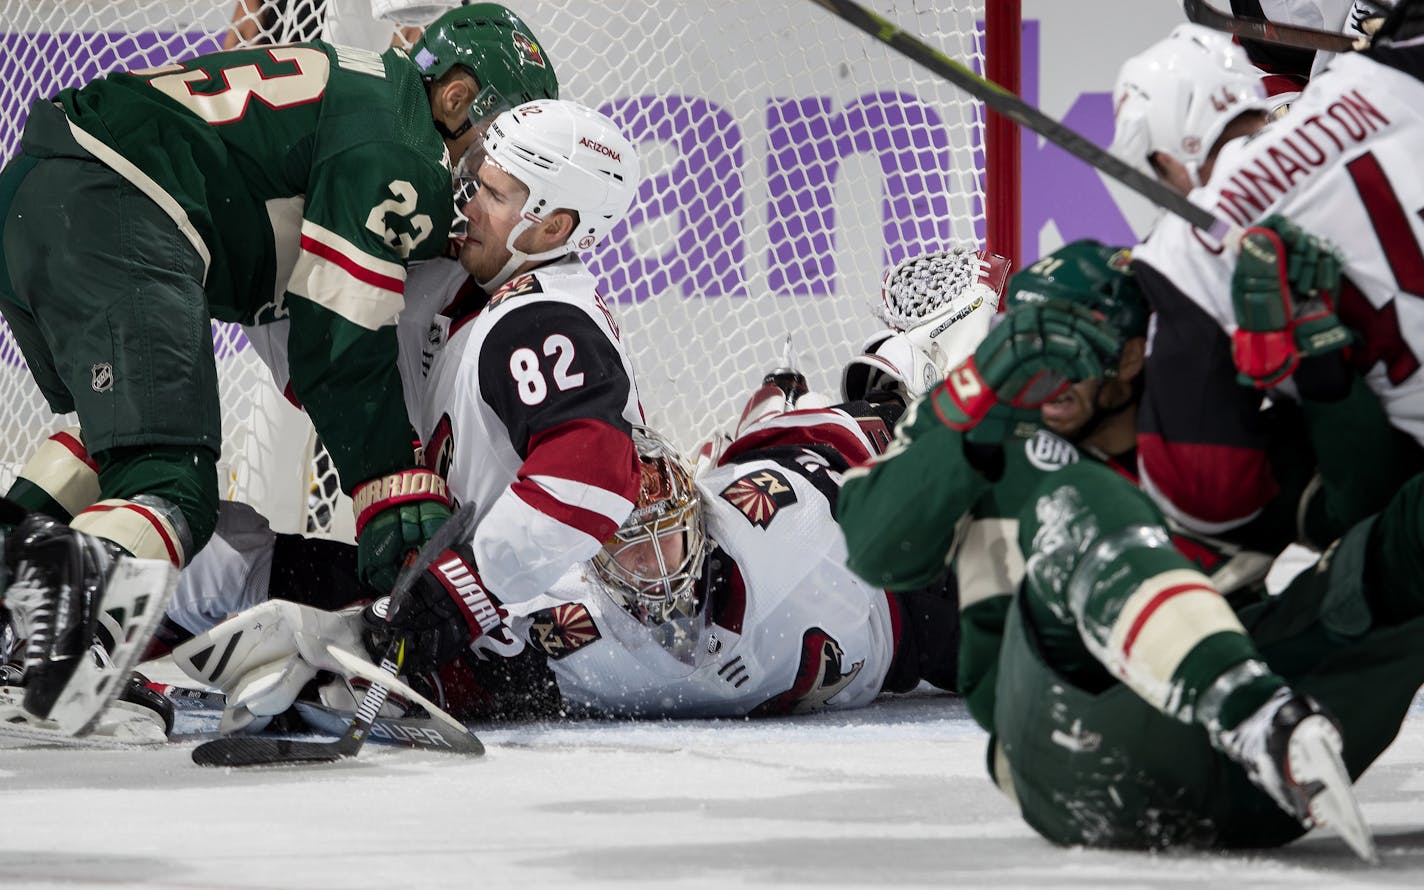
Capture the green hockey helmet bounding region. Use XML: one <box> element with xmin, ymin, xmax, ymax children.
<box><xmin>410</xmin><ymin>4</ymin><xmax>559</xmax><ymax>124</ymax></box>
<box><xmin>1006</xmin><ymin>240</ymin><xmax>1148</xmax><ymax>345</ymax></box>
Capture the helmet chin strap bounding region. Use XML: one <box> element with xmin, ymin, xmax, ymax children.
<box><xmin>476</xmin><ymin>216</ymin><xmax>572</xmax><ymax>292</ymax></box>
<box><xmin>435</xmin><ymin>117</ymin><xmax>472</xmax><ymax>142</ymax></box>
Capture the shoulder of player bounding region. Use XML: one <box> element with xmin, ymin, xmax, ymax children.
<box><xmin>318</xmin><ymin>137</ymin><xmax>450</xmax><ymax>187</ymax></box>
<box><xmin>698</xmin><ymin>454</ymin><xmax>833</xmax><ymax>522</ymax></box>
<box><xmin>973</xmin><ymin>431</ymin><xmax>1085</xmax><ymax>518</ymax></box>
<box><xmin>473</xmin><ymin>266</ymin><xmax>620</xmax><ymax>341</ymax></box>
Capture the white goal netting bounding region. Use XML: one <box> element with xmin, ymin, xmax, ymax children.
<box><xmin>0</xmin><ymin>0</ymin><xmax>1009</xmax><ymax>539</ymax></box>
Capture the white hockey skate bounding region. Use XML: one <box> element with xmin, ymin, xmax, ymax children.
<box><xmin>1215</xmin><ymin>686</ymin><xmax>1377</xmax><ymax>862</ymax></box>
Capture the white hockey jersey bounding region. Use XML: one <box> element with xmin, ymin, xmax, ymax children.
<box><xmin>402</xmin><ymin>255</ymin><xmax>644</xmax><ymax>604</ymax></box>
<box><xmin>502</xmin><ymin>410</ymin><xmax>899</xmax><ymax>718</ymax></box>
<box><xmin>1140</xmin><ymin>50</ymin><xmax>1424</xmax><ymax>439</ymax></box>
<box><xmin>1133</xmin><ymin>46</ymin><xmax>1424</xmax><ymax>529</ymax></box>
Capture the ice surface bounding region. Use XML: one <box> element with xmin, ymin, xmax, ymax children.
<box><xmin>3</xmin><ymin>677</ymin><xmax>1423</xmax><ymax>889</ymax></box>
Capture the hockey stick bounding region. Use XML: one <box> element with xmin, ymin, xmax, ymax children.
<box><xmin>191</xmin><ymin>502</ymin><xmax>484</xmax><ymax>767</ymax></box>
<box><xmin>1183</xmin><ymin>0</ymin><xmax>1362</xmax><ymax>52</ymax></box>
<box><xmin>804</xmin><ymin>0</ymin><xmax>1235</xmax><ymax>243</ymax></box>
<box><xmin>157</xmin><ymin>682</ymin><xmax>484</xmax><ymax>754</ymax></box>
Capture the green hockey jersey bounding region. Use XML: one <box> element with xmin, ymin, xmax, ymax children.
<box><xmin>39</xmin><ymin>41</ymin><xmax>454</xmax><ymax>489</ymax></box>
<box><xmin>837</xmin><ymin>385</ymin><xmax>1266</xmax><ymax>731</ymax></box>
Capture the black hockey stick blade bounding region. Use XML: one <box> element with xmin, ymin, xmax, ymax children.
<box><xmin>191</xmin><ymin>736</ymin><xmax>344</xmax><ymax>767</ymax></box>
<box><xmin>191</xmin><ymin>502</ymin><xmax>481</xmax><ymax>768</ymax></box>
<box><xmin>1183</xmin><ymin>0</ymin><xmax>1361</xmax><ymax>52</ymax></box>
<box><xmin>805</xmin><ymin>0</ymin><xmax>1235</xmax><ymax>242</ymax></box>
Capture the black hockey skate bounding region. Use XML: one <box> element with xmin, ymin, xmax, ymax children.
<box><xmin>4</xmin><ymin>514</ymin><xmax>104</xmax><ymax>720</ymax></box>
<box><xmin>2</xmin><ymin>514</ymin><xmax>176</xmax><ymax>735</ymax></box>
<box><xmin>1215</xmin><ymin>687</ymin><xmax>1376</xmax><ymax>861</ymax></box>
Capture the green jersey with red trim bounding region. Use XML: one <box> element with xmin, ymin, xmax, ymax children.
<box><xmin>837</xmin><ymin>387</ymin><xmax>1256</xmax><ymax>731</ymax></box>
<box><xmin>50</xmin><ymin>41</ymin><xmax>451</xmax><ymax>487</ymax></box>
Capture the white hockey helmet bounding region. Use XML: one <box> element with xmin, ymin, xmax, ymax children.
<box><xmin>1109</xmin><ymin>23</ymin><xmax>1271</xmax><ymax>188</ymax></box>
<box><xmin>475</xmin><ymin>98</ymin><xmax>640</xmax><ymax>290</ymax></box>
<box><xmin>591</xmin><ymin>427</ymin><xmax>711</xmax><ymax>634</ymax></box>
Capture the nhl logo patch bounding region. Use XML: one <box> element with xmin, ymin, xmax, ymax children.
<box><xmin>720</xmin><ymin>469</ymin><xmax>797</xmax><ymax>528</ymax></box>
<box><xmin>91</xmin><ymin>363</ymin><xmax>114</xmax><ymax>393</ymax></box>
<box><xmin>529</xmin><ymin>602</ymin><xmax>600</xmax><ymax>660</ymax></box>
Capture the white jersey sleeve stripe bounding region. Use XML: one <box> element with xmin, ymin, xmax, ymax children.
<box><xmin>290</xmin><ymin>228</ymin><xmax>406</xmax><ymax>330</ymax></box>
<box><xmin>525</xmin><ymin>473</ymin><xmax>636</xmax><ymax>524</ymax></box>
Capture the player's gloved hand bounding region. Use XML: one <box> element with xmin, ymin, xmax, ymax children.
<box><xmin>1231</xmin><ymin>214</ymin><xmax>1352</xmax><ymax>390</ymax></box>
<box><xmin>360</xmin><ymin>547</ymin><xmax>505</xmax><ymax>672</ymax></box>
<box><xmin>928</xmin><ymin>300</ymin><xmax>1121</xmax><ymax>444</ymax></box>
<box><xmin>352</xmin><ymin>468</ymin><xmax>452</xmax><ymax>592</ymax></box>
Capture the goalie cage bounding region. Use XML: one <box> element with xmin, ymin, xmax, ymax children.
<box><xmin>0</xmin><ymin>0</ymin><xmax>1021</xmax><ymax>541</ymax></box>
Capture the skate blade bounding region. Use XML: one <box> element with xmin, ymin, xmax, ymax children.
<box><xmin>1</xmin><ymin>690</ymin><xmax>167</xmax><ymax>748</ymax></box>
<box><xmin>1289</xmin><ymin>719</ymin><xmax>1378</xmax><ymax>864</ymax></box>
<box><xmin>47</xmin><ymin>557</ymin><xmax>178</xmax><ymax>736</ymax></box>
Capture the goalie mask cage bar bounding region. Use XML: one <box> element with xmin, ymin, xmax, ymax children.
<box><xmin>0</xmin><ymin>0</ymin><xmax>1020</xmax><ymax>540</ymax></box>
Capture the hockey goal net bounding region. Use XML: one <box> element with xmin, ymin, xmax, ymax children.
<box><xmin>0</xmin><ymin>0</ymin><xmax>1019</xmax><ymax>539</ymax></box>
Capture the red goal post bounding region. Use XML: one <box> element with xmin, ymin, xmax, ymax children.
<box><xmin>0</xmin><ymin>1</ymin><xmax>1021</xmax><ymax>538</ymax></box>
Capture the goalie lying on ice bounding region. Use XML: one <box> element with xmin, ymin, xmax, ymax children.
<box><xmin>167</xmin><ymin>404</ymin><xmax>959</xmax><ymax>729</ymax></box>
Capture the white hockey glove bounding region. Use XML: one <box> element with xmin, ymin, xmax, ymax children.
<box><xmin>843</xmin><ymin>247</ymin><xmax>1010</xmax><ymax>402</ymax></box>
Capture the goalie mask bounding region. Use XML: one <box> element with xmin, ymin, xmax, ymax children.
<box><xmin>411</xmin><ymin>4</ymin><xmax>559</xmax><ymax>140</ymax></box>
<box><xmin>466</xmin><ymin>98</ymin><xmax>640</xmax><ymax>291</ymax></box>
<box><xmin>1109</xmin><ymin>23</ymin><xmax>1271</xmax><ymax>188</ymax></box>
<box><xmin>591</xmin><ymin>427</ymin><xmax>710</xmax><ymax>636</ymax></box>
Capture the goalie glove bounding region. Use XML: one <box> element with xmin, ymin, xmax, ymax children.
<box><xmin>929</xmin><ymin>301</ymin><xmax>1122</xmax><ymax>444</ymax></box>
<box><xmin>1231</xmin><ymin>215</ymin><xmax>1352</xmax><ymax>390</ymax></box>
<box><xmin>352</xmin><ymin>468</ymin><xmax>452</xmax><ymax>592</ymax></box>
<box><xmin>361</xmin><ymin>548</ymin><xmax>506</xmax><ymax>672</ymax></box>
<box><xmin>845</xmin><ymin>247</ymin><xmax>1010</xmax><ymax>402</ymax></box>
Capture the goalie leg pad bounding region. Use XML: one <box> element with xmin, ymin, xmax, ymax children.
<box><xmin>172</xmin><ymin>599</ymin><xmax>368</xmax><ymax>734</ymax></box>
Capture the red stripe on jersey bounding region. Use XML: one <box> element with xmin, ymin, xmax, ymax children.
<box><xmin>299</xmin><ymin>234</ymin><xmax>404</xmax><ymax>293</ymax></box>
<box><xmin>1170</xmin><ymin>534</ymin><xmax>1225</xmax><ymax>573</ymax></box>
<box><xmin>884</xmin><ymin>590</ymin><xmax>903</xmax><ymax>652</ymax></box>
<box><xmin>80</xmin><ymin>502</ymin><xmax>181</xmax><ymax>566</ymax></box>
<box><xmin>281</xmin><ymin>380</ymin><xmax>303</xmax><ymax>410</ymax></box>
<box><xmin>52</xmin><ymin>431</ymin><xmax>99</xmax><ymax>473</ymax></box>
<box><xmin>511</xmin><ymin>479</ymin><xmax>622</xmax><ymax>544</ymax></box>
<box><xmin>710</xmin><ymin>562</ymin><xmax>748</xmax><ymax>634</ymax></box>
<box><xmin>512</xmin><ymin>418</ymin><xmax>640</xmax><ymax>540</ymax></box>
<box><xmin>1138</xmin><ymin>433</ymin><xmax>1277</xmax><ymax>526</ymax></box>
<box><xmin>1259</xmin><ymin>72</ymin><xmax>1307</xmax><ymax>97</ymax></box>
<box><xmin>1121</xmin><ymin>582</ymin><xmax>1214</xmax><ymax>658</ymax></box>
<box><xmin>719</xmin><ymin>411</ymin><xmax>873</xmax><ymax>467</ymax></box>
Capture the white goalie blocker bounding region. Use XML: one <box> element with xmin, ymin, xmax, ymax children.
<box><xmin>842</xmin><ymin>246</ymin><xmax>1011</xmax><ymax>402</ymax></box>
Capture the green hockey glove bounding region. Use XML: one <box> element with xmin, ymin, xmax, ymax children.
<box><xmin>928</xmin><ymin>300</ymin><xmax>1121</xmax><ymax>444</ymax></box>
<box><xmin>353</xmin><ymin>468</ymin><xmax>453</xmax><ymax>592</ymax></box>
<box><xmin>1231</xmin><ymin>214</ymin><xmax>1352</xmax><ymax>389</ymax></box>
